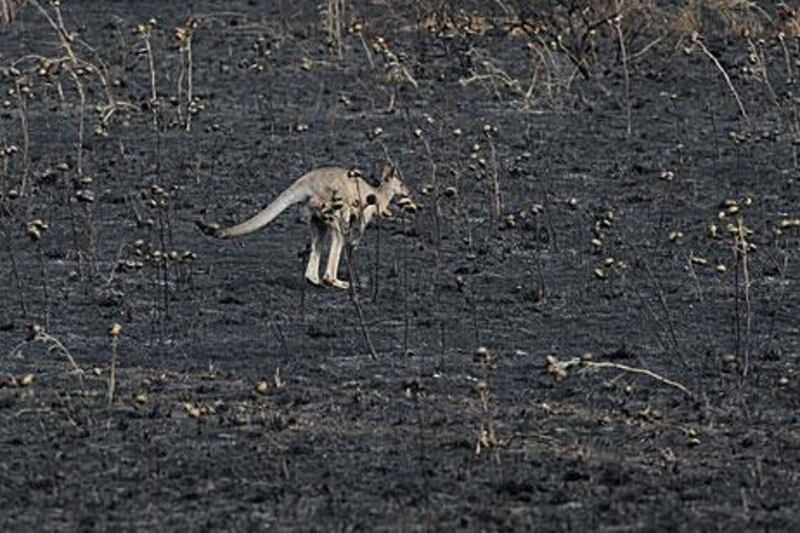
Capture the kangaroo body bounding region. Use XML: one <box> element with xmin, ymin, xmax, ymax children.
<box><xmin>204</xmin><ymin>166</ymin><xmax>409</xmax><ymax>289</ymax></box>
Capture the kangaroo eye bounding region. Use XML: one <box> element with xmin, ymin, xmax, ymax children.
<box><xmin>366</xmin><ymin>194</ymin><xmax>377</xmax><ymax>205</ymax></box>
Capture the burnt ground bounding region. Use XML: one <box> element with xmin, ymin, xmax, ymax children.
<box><xmin>0</xmin><ymin>1</ymin><xmax>799</xmax><ymax>531</ymax></box>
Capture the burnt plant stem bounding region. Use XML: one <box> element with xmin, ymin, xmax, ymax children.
<box><xmin>143</xmin><ymin>31</ymin><xmax>159</xmax><ymax>129</ymax></box>
<box><xmin>371</xmin><ymin>216</ymin><xmax>381</xmax><ymax>301</ymax></box>
<box><xmin>1</xmin><ymin>224</ymin><xmax>28</xmax><ymax>316</ymax></box>
<box><xmin>487</xmin><ymin>134</ymin><xmax>501</xmax><ymax>222</ymax></box>
<box><xmin>36</xmin><ymin>239</ymin><xmax>49</xmax><ymax>328</ymax></box>
<box><xmin>108</xmin><ymin>336</ymin><xmax>118</xmax><ymax>406</ymax></box>
<box><xmin>144</xmin><ymin>33</ymin><xmax>162</xmax><ymax>169</ymax></box>
<box><xmin>67</xmin><ymin>69</ymin><xmax>86</xmax><ymax>177</ymax></box>
<box><xmin>694</xmin><ymin>37</ymin><xmax>748</xmax><ymax>123</ymax></box>
<box><xmin>638</xmin><ymin>253</ymin><xmax>689</xmax><ymax>368</ymax></box>
<box><xmin>613</xmin><ymin>8</ymin><xmax>631</xmax><ymax>138</ymax></box>
<box><xmin>734</xmin><ymin>216</ymin><xmax>751</xmax><ymax>379</ymax></box>
<box><xmin>403</xmin><ymin>215</ymin><xmax>410</xmax><ymax>354</ymax></box>
<box><xmin>185</xmin><ymin>36</ymin><xmax>193</xmax><ymax>132</ymax></box>
<box><xmin>344</xmin><ymin>242</ymin><xmax>377</xmax><ymax>360</ymax></box>
<box><xmin>158</xmin><ymin>206</ymin><xmax>170</xmax><ymax>321</ymax></box>
<box><xmin>13</xmin><ymin>79</ymin><xmax>30</xmax><ymax>195</ymax></box>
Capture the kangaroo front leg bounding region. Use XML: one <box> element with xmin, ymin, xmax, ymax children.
<box><xmin>305</xmin><ymin>222</ymin><xmax>325</xmax><ymax>285</ymax></box>
<box><xmin>323</xmin><ymin>231</ymin><xmax>349</xmax><ymax>290</ymax></box>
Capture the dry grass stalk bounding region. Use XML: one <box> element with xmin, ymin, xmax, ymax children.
<box><xmin>10</xmin><ymin>323</ymin><xmax>83</xmax><ymax>385</ymax></box>
<box><xmin>692</xmin><ymin>34</ymin><xmax>748</xmax><ymax>122</ymax></box>
<box><xmin>322</xmin><ymin>0</ymin><xmax>347</xmax><ymax>57</ymax></box>
<box><xmin>546</xmin><ymin>354</ymin><xmax>693</xmax><ymax>397</ymax></box>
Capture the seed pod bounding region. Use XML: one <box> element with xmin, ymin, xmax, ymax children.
<box><xmin>75</xmin><ymin>189</ymin><xmax>95</xmax><ymax>203</ymax></box>
<box><xmin>27</xmin><ymin>322</ymin><xmax>43</xmax><ymax>341</ymax></box>
<box><xmin>473</xmin><ymin>346</ymin><xmax>491</xmax><ymax>364</ymax></box>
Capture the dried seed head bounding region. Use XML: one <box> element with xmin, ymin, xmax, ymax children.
<box><xmin>545</xmin><ymin>355</ymin><xmax>567</xmax><ymax>383</ymax></box>
<box><xmin>27</xmin><ymin>322</ymin><xmax>43</xmax><ymax>341</ymax></box>
<box><xmin>26</xmin><ymin>227</ymin><xmax>41</xmax><ymax>241</ymax></box>
<box><xmin>75</xmin><ymin>189</ymin><xmax>95</xmax><ymax>203</ymax></box>
<box><xmin>473</xmin><ymin>346</ymin><xmax>491</xmax><ymax>364</ymax></box>
<box><xmin>108</xmin><ymin>322</ymin><xmax>122</xmax><ymax>337</ymax></box>
<box><xmin>777</xmin><ymin>218</ymin><xmax>800</xmax><ymax>230</ymax></box>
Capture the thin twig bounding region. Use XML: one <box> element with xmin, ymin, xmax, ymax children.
<box><xmin>581</xmin><ymin>360</ymin><xmax>693</xmax><ymax>397</ymax></box>
<box><xmin>694</xmin><ymin>37</ymin><xmax>748</xmax><ymax>122</ymax></box>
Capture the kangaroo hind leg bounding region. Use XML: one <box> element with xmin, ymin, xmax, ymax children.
<box><xmin>305</xmin><ymin>220</ymin><xmax>326</xmax><ymax>286</ymax></box>
<box><xmin>323</xmin><ymin>230</ymin><xmax>349</xmax><ymax>290</ymax></box>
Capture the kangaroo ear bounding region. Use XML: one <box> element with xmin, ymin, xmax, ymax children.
<box><xmin>381</xmin><ymin>163</ymin><xmax>396</xmax><ymax>182</ymax></box>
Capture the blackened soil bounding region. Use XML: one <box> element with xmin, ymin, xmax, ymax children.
<box><xmin>0</xmin><ymin>2</ymin><xmax>799</xmax><ymax>531</ymax></box>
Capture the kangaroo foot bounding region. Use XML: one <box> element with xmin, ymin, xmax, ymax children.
<box><xmin>322</xmin><ymin>277</ymin><xmax>350</xmax><ymax>290</ymax></box>
<box><xmin>305</xmin><ymin>274</ymin><xmax>322</xmax><ymax>286</ymax></box>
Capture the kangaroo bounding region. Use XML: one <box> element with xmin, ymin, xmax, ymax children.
<box><xmin>198</xmin><ymin>165</ymin><xmax>410</xmax><ymax>289</ymax></box>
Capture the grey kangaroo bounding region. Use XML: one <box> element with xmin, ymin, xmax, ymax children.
<box><xmin>199</xmin><ymin>165</ymin><xmax>410</xmax><ymax>289</ymax></box>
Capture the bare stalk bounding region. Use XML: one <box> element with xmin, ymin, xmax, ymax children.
<box><xmin>67</xmin><ymin>69</ymin><xmax>86</xmax><ymax>177</ymax></box>
<box><xmin>693</xmin><ymin>35</ymin><xmax>748</xmax><ymax>122</ymax></box>
<box><xmin>10</xmin><ymin>324</ymin><xmax>83</xmax><ymax>385</ymax></box>
<box><xmin>322</xmin><ymin>0</ymin><xmax>347</xmax><ymax>57</ymax></box>
<box><xmin>613</xmin><ymin>8</ymin><xmax>632</xmax><ymax>137</ymax></box>
<box><xmin>108</xmin><ymin>326</ymin><xmax>120</xmax><ymax>406</ymax></box>
<box><xmin>778</xmin><ymin>33</ymin><xmax>794</xmax><ymax>84</ymax></box>
<box><xmin>0</xmin><ymin>222</ymin><xmax>28</xmax><ymax>316</ymax></box>
<box><xmin>473</xmin><ymin>347</ymin><xmax>498</xmax><ymax>457</ymax></box>
<box><xmin>175</xmin><ymin>19</ymin><xmax>198</xmax><ymax>131</ymax></box>
<box><xmin>13</xmin><ymin>78</ymin><xmax>30</xmax><ymax>195</ymax></box>
<box><xmin>546</xmin><ymin>354</ymin><xmax>693</xmax><ymax>397</ymax></box>
<box><xmin>733</xmin><ymin>215</ymin><xmax>752</xmax><ymax>378</ymax></box>
<box><xmin>344</xmin><ymin>242</ymin><xmax>378</xmax><ymax>360</ymax></box>
<box><xmin>583</xmin><ymin>360</ymin><xmax>692</xmax><ymax>397</ymax></box>
<box><xmin>35</xmin><ymin>239</ymin><xmax>49</xmax><ymax>328</ymax></box>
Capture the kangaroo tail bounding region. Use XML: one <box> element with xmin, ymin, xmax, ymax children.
<box><xmin>217</xmin><ymin>182</ymin><xmax>308</xmax><ymax>239</ymax></box>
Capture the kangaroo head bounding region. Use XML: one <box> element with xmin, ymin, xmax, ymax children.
<box><xmin>380</xmin><ymin>163</ymin><xmax>410</xmax><ymax>199</ymax></box>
